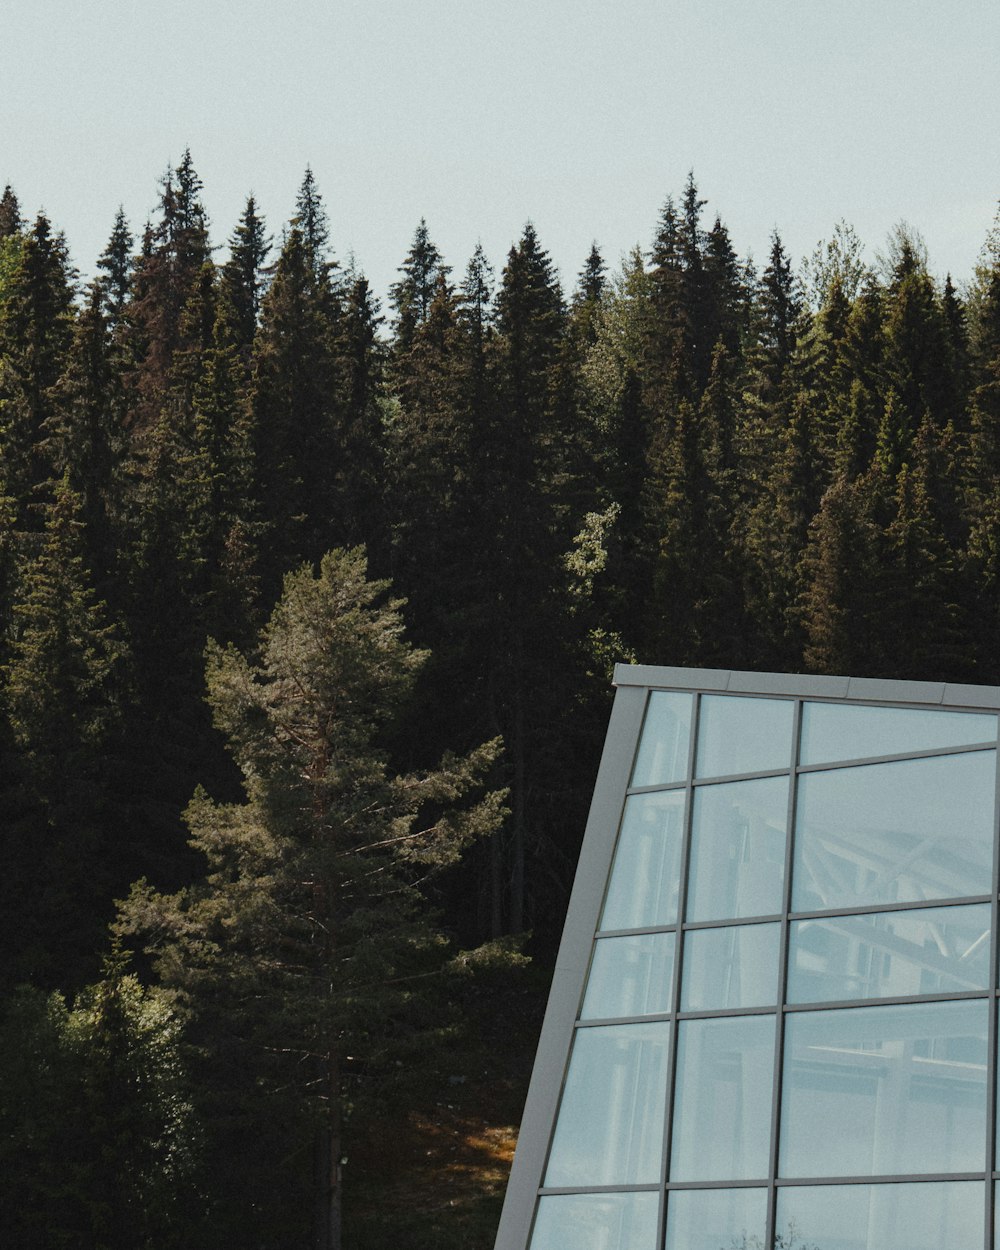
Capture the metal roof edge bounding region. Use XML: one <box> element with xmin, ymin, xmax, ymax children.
<box><xmin>612</xmin><ymin>663</ymin><xmax>1000</xmax><ymax>711</ymax></box>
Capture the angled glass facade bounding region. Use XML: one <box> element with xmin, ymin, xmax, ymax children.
<box><xmin>495</xmin><ymin>667</ymin><xmax>1000</xmax><ymax>1250</ymax></box>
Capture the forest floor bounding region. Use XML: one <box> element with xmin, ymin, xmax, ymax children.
<box><xmin>343</xmin><ymin>964</ymin><xmax>549</xmax><ymax>1249</ymax></box>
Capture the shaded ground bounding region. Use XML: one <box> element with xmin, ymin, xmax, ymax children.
<box><xmin>343</xmin><ymin>968</ymin><xmax>549</xmax><ymax>1249</ymax></box>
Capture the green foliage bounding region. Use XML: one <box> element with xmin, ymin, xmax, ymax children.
<box><xmin>118</xmin><ymin>547</ymin><xmax>504</xmax><ymax>1245</ymax></box>
<box><xmin>4</xmin><ymin>160</ymin><xmax>1000</xmax><ymax>1243</ymax></box>
<box><xmin>0</xmin><ymin>950</ymin><xmax>199</xmax><ymax>1249</ymax></box>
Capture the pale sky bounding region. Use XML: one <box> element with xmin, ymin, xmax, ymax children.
<box><xmin>2</xmin><ymin>0</ymin><xmax>998</xmax><ymax>304</ymax></box>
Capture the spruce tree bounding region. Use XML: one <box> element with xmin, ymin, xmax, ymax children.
<box><xmin>0</xmin><ymin>185</ymin><xmax>24</xmax><ymax>241</ymax></box>
<box><xmin>248</xmin><ymin>226</ymin><xmax>343</xmax><ymax>593</ymax></box>
<box><xmin>294</xmin><ymin>165</ymin><xmax>332</xmax><ymax>279</ymax></box>
<box><xmin>1</xmin><ymin>475</ymin><xmax>125</xmax><ymax>986</ymax></box>
<box><xmin>219</xmin><ymin>194</ymin><xmax>271</xmax><ymax>355</ymax></box>
<box><xmin>390</xmin><ymin>219</ymin><xmax>449</xmax><ymax>352</ymax></box>
<box><xmin>0</xmin><ymin>214</ymin><xmax>76</xmax><ymax>527</ymax></box>
<box><xmin>96</xmin><ymin>206</ymin><xmax>134</xmax><ymax>330</ymax></box>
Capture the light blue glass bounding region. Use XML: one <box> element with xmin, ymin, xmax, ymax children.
<box><xmin>544</xmin><ymin>1022</ymin><xmax>670</xmax><ymax>1187</ymax></box>
<box><xmin>776</xmin><ymin>1181</ymin><xmax>983</xmax><ymax>1250</ymax></box>
<box><xmin>995</xmin><ymin>1181</ymin><xmax>1000</xmax><ymax>1248</ymax></box>
<box><xmin>669</xmin><ymin>1014</ymin><xmax>775</xmax><ymax>1181</ymax></box>
<box><xmin>681</xmin><ymin>923</ymin><xmax>780</xmax><ymax>1010</ymax></box>
<box><xmin>581</xmin><ymin>932</ymin><xmax>675</xmax><ymax>1019</ymax></box>
<box><xmin>600</xmin><ymin>790</ymin><xmax>686</xmax><ymax>930</ymax></box>
<box><xmin>687</xmin><ymin>776</ymin><xmax>788</xmax><ymax>921</ymax></box>
<box><xmin>664</xmin><ymin>1187</ymin><xmax>766</xmax><ymax>1250</ymax></box>
<box><xmin>780</xmin><ymin>1000</ymin><xmax>988</xmax><ymax>1178</ymax></box>
<box><xmin>787</xmin><ymin>903</ymin><xmax>990</xmax><ymax>1004</ymax></box>
<box><xmin>695</xmin><ymin>695</ymin><xmax>794</xmax><ymax>779</ymax></box>
<box><xmin>800</xmin><ymin>700</ymin><xmax>997</xmax><ymax>766</ymax></box>
<box><xmin>530</xmin><ymin>1192</ymin><xmax>660</xmax><ymax>1250</ymax></box>
<box><xmin>792</xmin><ymin>750</ymin><xmax>996</xmax><ymax>912</ymax></box>
<box><xmin>631</xmin><ymin>691</ymin><xmax>694</xmax><ymax>787</ymax></box>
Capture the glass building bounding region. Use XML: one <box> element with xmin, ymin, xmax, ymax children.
<box><xmin>494</xmin><ymin>665</ymin><xmax>1000</xmax><ymax>1250</ymax></box>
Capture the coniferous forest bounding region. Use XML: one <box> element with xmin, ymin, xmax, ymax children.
<box><xmin>2</xmin><ymin>154</ymin><xmax>1000</xmax><ymax>1248</ymax></box>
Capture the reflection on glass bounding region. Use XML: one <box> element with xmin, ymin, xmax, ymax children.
<box><xmin>791</xmin><ymin>751</ymin><xmax>996</xmax><ymax>912</ymax></box>
<box><xmin>681</xmin><ymin>923</ymin><xmax>780</xmax><ymax>1010</ymax></box>
<box><xmin>780</xmin><ymin>1000</ymin><xmax>987</xmax><ymax>1177</ymax></box>
<box><xmin>600</xmin><ymin>791</ymin><xmax>686</xmax><ymax>930</ymax></box>
<box><xmin>631</xmin><ymin>691</ymin><xmax>694</xmax><ymax>788</ymax></box>
<box><xmin>687</xmin><ymin>776</ymin><xmax>788</xmax><ymax>921</ymax></box>
<box><xmin>544</xmin><ymin>1022</ymin><xmax>670</xmax><ymax>1186</ymax></box>
<box><xmin>664</xmin><ymin>1187</ymin><xmax>766</xmax><ymax>1250</ymax></box>
<box><xmin>788</xmin><ymin>903</ymin><xmax>990</xmax><ymax>1003</ymax></box>
<box><xmin>582</xmin><ymin>933</ymin><xmax>676</xmax><ymax>1019</ymax></box>
<box><xmin>776</xmin><ymin>1181</ymin><xmax>982</xmax><ymax>1250</ymax></box>
<box><xmin>530</xmin><ymin>1192</ymin><xmax>660</xmax><ymax>1250</ymax></box>
<box><xmin>669</xmin><ymin>1014</ymin><xmax>775</xmax><ymax>1181</ymax></box>
<box><xmin>800</xmin><ymin>701</ymin><xmax>997</xmax><ymax>766</ymax></box>
<box><xmin>696</xmin><ymin>695</ymin><xmax>794</xmax><ymax>778</ymax></box>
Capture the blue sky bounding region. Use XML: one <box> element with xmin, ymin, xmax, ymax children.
<box><xmin>2</xmin><ymin>0</ymin><xmax>998</xmax><ymax>302</ymax></box>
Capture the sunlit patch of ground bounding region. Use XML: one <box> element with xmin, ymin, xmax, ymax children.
<box><xmin>343</xmin><ymin>977</ymin><xmax>546</xmax><ymax>1250</ymax></box>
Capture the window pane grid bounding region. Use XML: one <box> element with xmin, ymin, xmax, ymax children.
<box><xmin>654</xmin><ymin>686</ymin><xmax>702</xmax><ymax>1250</ymax></box>
<box><xmin>527</xmin><ymin>686</ymin><xmax>1000</xmax><ymax>1250</ymax></box>
<box><xmin>764</xmin><ymin>696</ymin><xmax>802</xmax><ymax>1250</ymax></box>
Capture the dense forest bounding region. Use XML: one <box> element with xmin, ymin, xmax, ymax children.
<box><xmin>1</xmin><ymin>152</ymin><xmax>999</xmax><ymax>1248</ymax></box>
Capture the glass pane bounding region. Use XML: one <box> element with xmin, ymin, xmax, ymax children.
<box><xmin>800</xmin><ymin>701</ymin><xmax>997</xmax><ymax>766</ymax></box>
<box><xmin>544</xmin><ymin>1022</ymin><xmax>670</xmax><ymax>1187</ymax></box>
<box><xmin>681</xmin><ymin>923</ymin><xmax>780</xmax><ymax>1010</ymax></box>
<box><xmin>687</xmin><ymin>776</ymin><xmax>788</xmax><ymax>921</ymax></box>
<box><xmin>780</xmin><ymin>1000</ymin><xmax>988</xmax><ymax>1177</ymax></box>
<box><xmin>695</xmin><ymin>694</ymin><xmax>794</xmax><ymax>778</ymax></box>
<box><xmin>669</xmin><ymin>1014</ymin><xmax>775</xmax><ymax>1181</ymax></box>
<box><xmin>777</xmin><ymin>1181</ymin><xmax>983</xmax><ymax>1250</ymax></box>
<box><xmin>600</xmin><ymin>791</ymin><xmax>686</xmax><ymax>930</ymax></box>
<box><xmin>530</xmin><ymin>1192</ymin><xmax>660</xmax><ymax>1250</ymax></box>
<box><xmin>631</xmin><ymin>691</ymin><xmax>693</xmax><ymax>787</ymax></box>
<box><xmin>791</xmin><ymin>751</ymin><xmax>996</xmax><ymax>912</ymax></box>
<box><xmin>664</xmin><ymin>1187</ymin><xmax>766</xmax><ymax>1250</ymax></box>
<box><xmin>581</xmin><ymin>933</ymin><xmax>676</xmax><ymax>1020</ymax></box>
<box><xmin>788</xmin><ymin>903</ymin><xmax>990</xmax><ymax>1004</ymax></box>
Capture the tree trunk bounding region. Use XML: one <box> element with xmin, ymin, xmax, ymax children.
<box><xmin>313</xmin><ymin>1051</ymin><xmax>342</xmax><ymax>1250</ymax></box>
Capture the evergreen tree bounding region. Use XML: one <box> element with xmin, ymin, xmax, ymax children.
<box><xmin>801</xmin><ymin>472</ymin><xmax>882</xmax><ymax>675</ymax></box>
<box><xmin>476</xmin><ymin>223</ymin><xmax>592</xmax><ymax>935</ymax></box>
<box><xmin>569</xmin><ymin>242</ymin><xmax>607</xmax><ymax>349</ymax></box>
<box><xmin>0</xmin><ymin>185</ymin><xmax>24</xmax><ymax>240</ymax></box>
<box><xmin>46</xmin><ymin>282</ymin><xmax>123</xmax><ymax>589</ymax></box>
<box><xmin>248</xmin><ymin>226</ymin><xmax>343</xmax><ymax>593</ymax></box>
<box><xmin>126</xmin><ymin>152</ymin><xmax>211</xmax><ymax>430</ymax></box>
<box><xmin>118</xmin><ymin>548</ymin><xmax>503</xmax><ymax>1250</ymax></box>
<box><xmin>1</xmin><ymin>475</ymin><xmax>125</xmax><ymax>986</ymax></box>
<box><xmin>0</xmin><ymin>214</ymin><xmax>76</xmax><ymax>527</ymax></box>
<box><xmin>0</xmin><ymin>952</ymin><xmax>199</xmax><ymax>1250</ymax></box>
<box><xmin>219</xmin><ymin>194</ymin><xmax>271</xmax><ymax>355</ymax></box>
<box><xmin>96</xmin><ymin>206</ymin><xmax>134</xmax><ymax>329</ymax></box>
<box><xmin>332</xmin><ymin>272</ymin><xmax>387</xmax><ymax>563</ymax></box>
<box><xmin>390</xmin><ymin>219</ymin><xmax>449</xmax><ymax>352</ymax></box>
<box><xmin>294</xmin><ymin>165</ymin><xmax>332</xmax><ymax>278</ymax></box>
